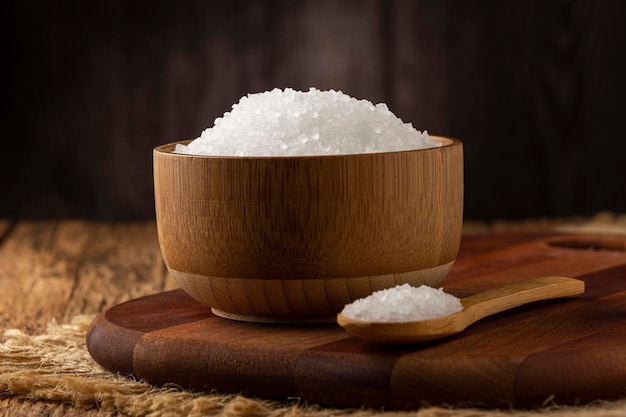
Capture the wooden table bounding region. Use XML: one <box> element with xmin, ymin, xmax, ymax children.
<box><xmin>0</xmin><ymin>220</ymin><xmax>180</xmax><ymax>416</ymax></box>
<box><xmin>2</xmin><ymin>219</ymin><xmax>626</xmax><ymax>416</ymax></box>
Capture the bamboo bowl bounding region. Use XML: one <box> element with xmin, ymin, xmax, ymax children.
<box><xmin>153</xmin><ymin>136</ymin><xmax>463</xmax><ymax>322</ymax></box>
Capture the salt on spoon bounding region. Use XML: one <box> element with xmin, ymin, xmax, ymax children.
<box><xmin>337</xmin><ymin>276</ymin><xmax>585</xmax><ymax>344</ymax></box>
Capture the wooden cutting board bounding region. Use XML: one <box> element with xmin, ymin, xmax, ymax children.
<box><xmin>87</xmin><ymin>232</ymin><xmax>626</xmax><ymax>408</ymax></box>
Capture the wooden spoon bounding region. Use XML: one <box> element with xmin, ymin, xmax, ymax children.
<box><xmin>336</xmin><ymin>276</ymin><xmax>585</xmax><ymax>344</ymax></box>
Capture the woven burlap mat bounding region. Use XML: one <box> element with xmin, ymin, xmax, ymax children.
<box><xmin>2</xmin><ymin>212</ymin><xmax>626</xmax><ymax>417</ymax></box>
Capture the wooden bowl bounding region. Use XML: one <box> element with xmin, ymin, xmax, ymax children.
<box><xmin>153</xmin><ymin>136</ymin><xmax>463</xmax><ymax>322</ymax></box>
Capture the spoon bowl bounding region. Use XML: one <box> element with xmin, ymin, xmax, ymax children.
<box><xmin>337</xmin><ymin>276</ymin><xmax>585</xmax><ymax>344</ymax></box>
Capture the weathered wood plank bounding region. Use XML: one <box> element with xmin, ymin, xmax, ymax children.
<box><xmin>56</xmin><ymin>222</ymin><xmax>174</xmax><ymax>323</ymax></box>
<box><xmin>0</xmin><ymin>221</ymin><xmax>174</xmax><ymax>333</ymax></box>
<box><xmin>0</xmin><ymin>221</ymin><xmax>75</xmax><ymax>333</ymax></box>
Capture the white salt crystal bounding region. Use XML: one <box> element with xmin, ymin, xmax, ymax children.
<box><xmin>341</xmin><ymin>284</ymin><xmax>463</xmax><ymax>322</ymax></box>
<box><xmin>174</xmin><ymin>88</ymin><xmax>441</xmax><ymax>156</ymax></box>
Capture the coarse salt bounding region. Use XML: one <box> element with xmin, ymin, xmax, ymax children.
<box><xmin>174</xmin><ymin>88</ymin><xmax>441</xmax><ymax>156</ymax></box>
<box><xmin>341</xmin><ymin>284</ymin><xmax>463</xmax><ymax>322</ymax></box>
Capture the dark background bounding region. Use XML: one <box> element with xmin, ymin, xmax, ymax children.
<box><xmin>2</xmin><ymin>0</ymin><xmax>625</xmax><ymax>221</ymax></box>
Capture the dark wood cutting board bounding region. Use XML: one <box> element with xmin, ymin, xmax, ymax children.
<box><xmin>87</xmin><ymin>233</ymin><xmax>626</xmax><ymax>408</ymax></box>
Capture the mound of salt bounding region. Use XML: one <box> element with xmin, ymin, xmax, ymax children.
<box><xmin>341</xmin><ymin>284</ymin><xmax>463</xmax><ymax>322</ymax></box>
<box><xmin>174</xmin><ymin>87</ymin><xmax>440</xmax><ymax>156</ymax></box>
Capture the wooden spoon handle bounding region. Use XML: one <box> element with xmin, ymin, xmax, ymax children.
<box><xmin>461</xmin><ymin>276</ymin><xmax>585</xmax><ymax>324</ymax></box>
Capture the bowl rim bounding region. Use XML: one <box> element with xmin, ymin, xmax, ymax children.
<box><xmin>153</xmin><ymin>135</ymin><xmax>461</xmax><ymax>160</ymax></box>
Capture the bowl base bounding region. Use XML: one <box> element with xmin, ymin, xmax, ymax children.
<box><xmin>211</xmin><ymin>308</ymin><xmax>336</xmax><ymax>324</ymax></box>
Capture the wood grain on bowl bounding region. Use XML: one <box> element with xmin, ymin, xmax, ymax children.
<box><xmin>153</xmin><ymin>137</ymin><xmax>463</xmax><ymax>321</ymax></box>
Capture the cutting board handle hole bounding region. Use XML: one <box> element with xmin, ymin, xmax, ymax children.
<box><xmin>547</xmin><ymin>236</ymin><xmax>626</xmax><ymax>252</ymax></box>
